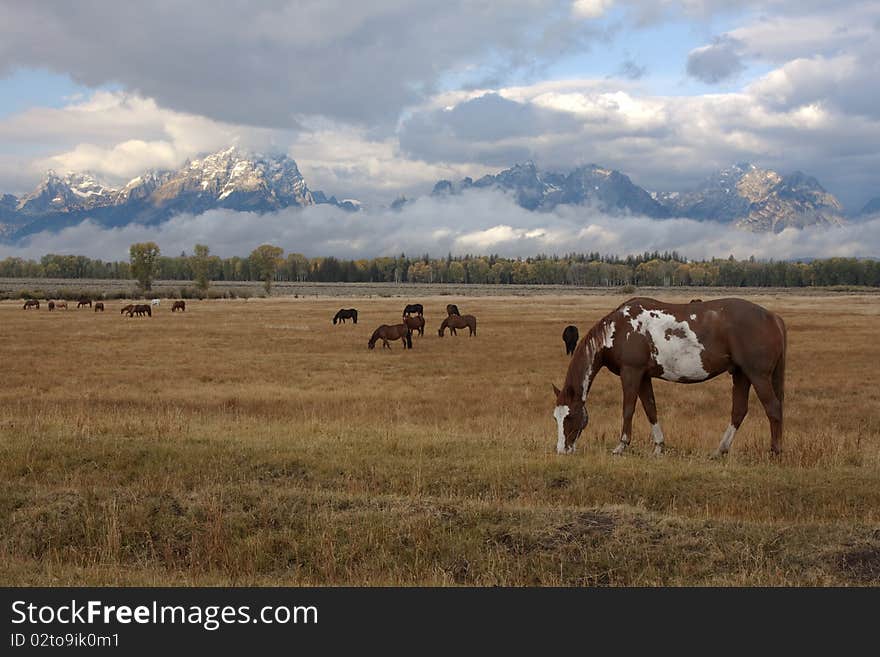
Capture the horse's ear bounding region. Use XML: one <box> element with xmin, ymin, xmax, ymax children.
<box><xmin>551</xmin><ymin>383</ymin><xmax>562</xmax><ymax>398</ymax></box>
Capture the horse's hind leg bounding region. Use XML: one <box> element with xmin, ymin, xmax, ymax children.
<box><xmin>612</xmin><ymin>367</ymin><xmax>642</xmax><ymax>455</ymax></box>
<box><xmin>638</xmin><ymin>376</ymin><xmax>664</xmax><ymax>456</ymax></box>
<box><xmin>712</xmin><ymin>369</ymin><xmax>750</xmax><ymax>458</ymax></box>
<box><xmin>751</xmin><ymin>374</ymin><xmax>783</xmax><ymax>454</ymax></box>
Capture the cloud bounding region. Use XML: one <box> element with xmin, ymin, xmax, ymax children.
<box><xmin>686</xmin><ymin>37</ymin><xmax>746</xmax><ymax>84</ymax></box>
<box><xmin>617</xmin><ymin>59</ymin><xmax>646</xmax><ymax>80</ymax></box>
<box><xmin>3</xmin><ymin>189</ymin><xmax>877</xmax><ymax>262</ymax></box>
<box><xmin>0</xmin><ymin>91</ymin><xmax>286</xmax><ymax>190</ymax></box>
<box><xmin>572</xmin><ymin>0</ymin><xmax>615</xmax><ymax>20</ymax></box>
<box><xmin>398</xmin><ymin>93</ymin><xmax>582</xmax><ymax>166</ymax></box>
<box><xmin>0</xmin><ymin>1</ymin><xmax>602</xmax><ymax>129</ymax></box>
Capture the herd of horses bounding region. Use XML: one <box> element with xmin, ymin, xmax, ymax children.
<box><xmin>353</xmin><ymin>302</ymin><xmax>478</xmax><ymax>350</ymax></box>
<box><xmin>20</xmin><ymin>291</ymin><xmax>789</xmax><ymax>457</ymax></box>
<box><xmin>23</xmin><ymin>297</ymin><xmax>185</xmax><ymax>317</ymax></box>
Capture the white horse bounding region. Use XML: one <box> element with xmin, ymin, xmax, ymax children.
<box><xmin>150</xmin><ymin>298</ymin><xmax>161</xmax><ymax>307</ymax></box>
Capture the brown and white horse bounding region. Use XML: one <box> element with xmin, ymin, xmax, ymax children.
<box><xmin>552</xmin><ymin>297</ymin><xmax>786</xmax><ymax>457</ymax></box>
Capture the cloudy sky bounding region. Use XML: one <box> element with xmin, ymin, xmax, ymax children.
<box><xmin>1</xmin><ymin>1</ymin><xmax>879</xmax><ymax>259</ymax></box>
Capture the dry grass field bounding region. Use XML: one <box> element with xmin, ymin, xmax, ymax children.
<box><xmin>1</xmin><ymin>291</ymin><xmax>879</xmax><ymax>585</ymax></box>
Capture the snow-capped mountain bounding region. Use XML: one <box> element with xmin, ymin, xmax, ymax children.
<box><xmin>434</xmin><ymin>161</ymin><xmax>845</xmax><ymax>231</ymax></box>
<box><xmin>654</xmin><ymin>163</ymin><xmax>846</xmax><ymax>232</ymax></box>
<box><xmin>3</xmin><ymin>147</ymin><xmax>354</xmax><ymax>239</ymax></box>
<box><xmin>432</xmin><ymin>162</ymin><xmax>669</xmax><ymax>217</ymax></box>
<box><xmin>0</xmin><ymin>150</ymin><xmax>852</xmax><ymax>240</ymax></box>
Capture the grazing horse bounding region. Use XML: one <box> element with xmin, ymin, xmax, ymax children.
<box><xmin>368</xmin><ymin>324</ymin><xmax>412</xmax><ymax>350</ymax></box>
<box><xmin>562</xmin><ymin>325</ymin><xmax>579</xmax><ymax>356</ymax></box>
<box><xmin>151</xmin><ymin>298</ymin><xmax>161</xmax><ymax>307</ymax></box>
<box><xmin>77</xmin><ymin>298</ymin><xmax>92</xmax><ymax>308</ymax></box>
<box><xmin>48</xmin><ymin>301</ymin><xmax>55</xmax><ymax>311</ymax></box>
<box><xmin>94</xmin><ymin>302</ymin><xmax>104</xmax><ymax>312</ymax></box>
<box><xmin>171</xmin><ymin>300</ymin><xmax>186</xmax><ymax>312</ymax></box>
<box><xmin>127</xmin><ymin>304</ymin><xmax>151</xmax><ymax>317</ymax></box>
<box><xmin>446</xmin><ymin>304</ymin><xmax>461</xmax><ymax>316</ymax></box>
<box><xmin>438</xmin><ymin>314</ymin><xmax>477</xmax><ymax>336</ymax></box>
<box><xmin>121</xmin><ymin>304</ymin><xmax>134</xmax><ymax>315</ymax></box>
<box><xmin>404</xmin><ymin>314</ymin><xmax>425</xmax><ymax>336</ymax></box>
<box><xmin>23</xmin><ymin>299</ymin><xmax>40</xmax><ymax>310</ymax></box>
<box><xmin>552</xmin><ymin>297</ymin><xmax>786</xmax><ymax>458</ymax></box>
<box><xmin>55</xmin><ymin>301</ymin><xmax>68</xmax><ymax>310</ymax></box>
<box><xmin>403</xmin><ymin>303</ymin><xmax>423</xmax><ymax>317</ymax></box>
<box><xmin>333</xmin><ymin>308</ymin><xmax>358</xmax><ymax>324</ymax></box>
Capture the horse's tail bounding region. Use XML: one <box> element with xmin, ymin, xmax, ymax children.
<box><xmin>406</xmin><ymin>330</ymin><xmax>413</xmax><ymax>349</ymax></box>
<box><xmin>352</xmin><ymin>311</ymin><xmax>357</xmax><ymax>324</ymax></box>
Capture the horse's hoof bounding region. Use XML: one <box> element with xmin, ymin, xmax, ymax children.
<box><xmin>651</xmin><ymin>445</ymin><xmax>664</xmax><ymax>458</ymax></box>
<box><xmin>709</xmin><ymin>450</ymin><xmax>726</xmax><ymax>460</ymax></box>
<box><xmin>611</xmin><ymin>444</ymin><xmax>627</xmax><ymax>456</ymax></box>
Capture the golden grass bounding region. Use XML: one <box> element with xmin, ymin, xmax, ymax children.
<box><xmin>1</xmin><ymin>291</ymin><xmax>879</xmax><ymax>585</ymax></box>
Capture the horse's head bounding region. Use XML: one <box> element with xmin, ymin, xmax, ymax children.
<box><xmin>333</xmin><ymin>316</ymin><xmax>338</xmax><ymax>325</ymax></box>
<box><xmin>552</xmin><ymin>383</ymin><xmax>588</xmax><ymax>454</ymax></box>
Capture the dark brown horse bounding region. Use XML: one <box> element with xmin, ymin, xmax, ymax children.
<box><xmin>552</xmin><ymin>297</ymin><xmax>786</xmax><ymax>457</ymax></box>
<box><xmin>23</xmin><ymin>299</ymin><xmax>39</xmax><ymax>310</ymax></box>
<box><xmin>368</xmin><ymin>324</ymin><xmax>412</xmax><ymax>349</ymax></box>
<box><xmin>333</xmin><ymin>308</ymin><xmax>357</xmax><ymax>324</ymax></box>
<box><xmin>403</xmin><ymin>303</ymin><xmax>423</xmax><ymax>317</ymax></box>
<box><xmin>562</xmin><ymin>325</ymin><xmax>579</xmax><ymax>356</ymax></box>
<box><xmin>172</xmin><ymin>300</ymin><xmax>186</xmax><ymax>312</ymax></box>
<box><xmin>446</xmin><ymin>304</ymin><xmax>461</xmax><ymax>316</ymax></box>
<box><xmin>127</xmin><ymin>304</ymin><xmax>151</xmax><ymax>317</ymax></box>
<box><xmin>94</xmin><ymin>302</ymin><xmax>105</xmax><ymax>312</ymax></box>
<box><xmin>77</xmin><ymin>297</ymin><xmax>92</xmax><ymax>308</ymax></box>
<box><xmin>438</xmin><ymin>314</ymin><xmax>477</xmax><ymax>336</ymax></box>
<box><xmin>48</xmin><ymin>300</ymin><xmax>55</xmax><ymax>311</ymax></box>
<box><xmin>121</xmin><ymin>304</ymin><xmax>134</xmax><ymax>315</ymax></box>
<box><xmin>404</xmin><ymin>315</ymin><xmax>425</xmax><ymax>336</ymax></box>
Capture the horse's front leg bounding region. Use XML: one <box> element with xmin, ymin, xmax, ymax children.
<box><xmin>639</xmin><ymin>376</ymin><xmax>665</xmax><ymax>456</ymax></box>
<box><xmin>612</xmin><ymin>367</ymin><xmax>642</xmax><ymax>455</ymax></box>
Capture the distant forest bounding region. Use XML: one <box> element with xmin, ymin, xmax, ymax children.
<box><xmin>1</xmin><ymin>250</ymin><xmax>878</xmax><ymax>287</ymax></box>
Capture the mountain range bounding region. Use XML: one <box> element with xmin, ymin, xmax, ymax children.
<box><xmin>432</xmin><ymin>161</ymin><xmax>849</xmax><ymax>232</ymax></box>
<box><xmin>0</xmin><ymin>146</ymin><xmax>873</xmax><ymax>241</ymax></box>
<box><xmin>0</xmin><ymin>147</ymin><xmax>356</xmax><ymax>240</ymax></box>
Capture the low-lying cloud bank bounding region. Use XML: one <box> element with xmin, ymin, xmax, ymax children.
<box><xmin>2</xmin><ymin>190</ymin><xmax>878</xmax><ymax>262</ymax></box>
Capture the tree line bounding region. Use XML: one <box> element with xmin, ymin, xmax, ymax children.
<box><xmin>1</xmin><ymin>244</ymin><xmax>878</xmax><ymax>290</ymax></box>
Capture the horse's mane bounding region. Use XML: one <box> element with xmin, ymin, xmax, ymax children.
<box><xmin>368</xmin><ymin>326</ymin><xmax>384</xmax><ymax>345</ymax></box>
<box><xmin>564</xmin><ymin>313</ymin><xmax>615</xmax><ymax>396</ymax></box>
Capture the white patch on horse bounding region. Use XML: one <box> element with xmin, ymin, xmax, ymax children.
<box><xmin>554</xmin><ymin>405</ymin><xmax>570</xmax><ymax>454</ymax></box>
<box><xmin>580</xmin><ymin>322</ymin><xmax>615</xmax><ymax>401</ymax></box>
<box><xmin>651</xmin><ymin>423</ymin><xmax>665</xmax><ymax>445</ymax></box>
<box><xmin>602</xmin><ymin>322</ymin><xmax>616</xmax><ymax>348</ymax></box>
<box><xmin>690</xmin><ymin>314</ymin><xmax>696</xmax><ymax>320</ymax></box>
<box><xmin>630</xmin><ymin>308</ymin><xmax>708</xmax><ymax>382</ymax></box>
<box><xmin>718</xmin><ymin>423</ymin><xmax>736</xmax><ymax>453</ymax></box>
<box><xmin>621</xmin><ymin>305</ymin><xmax>630</xmax><ymax>317</ymax></box>
<box><xmin>612</xmin><ymin>433</ymin><xmax>628</xmax><ymax>455</ymax></box>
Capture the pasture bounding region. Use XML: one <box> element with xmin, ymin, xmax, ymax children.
<box><xmin>1</xmin><ymin>291</ymin><xmax>879</xmax><ymax>585</ymax></box>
